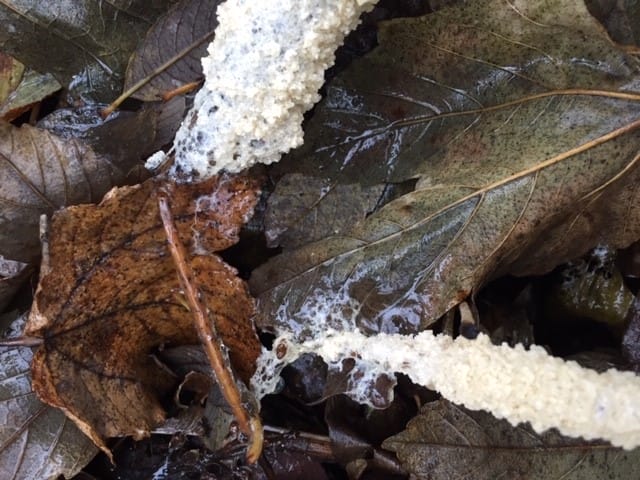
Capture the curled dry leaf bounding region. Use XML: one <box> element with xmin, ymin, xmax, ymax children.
<box><xmin>25</xmin><ymin>175</ymin><xmax>261</xmax><ymax>455</ymax></box>
<box><xmin>0</xmin><ymin>318</ymin><xmax>97</xmax><ymax>480</ymax></box>
<box><xmin>124</xmin><ymin>0</ymin><xmax>221</xmax><ymax>101</ymax></box>
<box><xmin>251</xmin><ymin>0</ymin><xmax>640</xmax><ymax>344</ymax></box>
<box><xmin>383</xmin><ymin>399</ymin><xmax>640</xmax><ymax>479</ymax></box>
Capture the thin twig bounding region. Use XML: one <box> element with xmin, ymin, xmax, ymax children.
<box><xmin>157</xmin><ymin>186</ymin><xmax>263</xmax><ymax>463</ymax></box>
<box><xmin>161</xmin><ymin>80</ymin><xmax>203</xmax><ymax>102</ymax></box>
<box><xmin>101</xmin><ymin>31</ymin><xmax>215</xmax><ymax>118</ymax></box>
<box><xmin>0</xmin><ymin>336</ymin><xmax>44</xmax><ymax>347</ymax></box>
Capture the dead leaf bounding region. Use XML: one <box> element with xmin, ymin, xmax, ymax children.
<box><xmin>542</xmin><ymin>246</ymin><xmax>634</xmax><ymax>328</ymax></box>
<box><xmin>38</xmin><ymin>97</ymin><xmax>186</xmax><ymax>167</ymax></box>
<box><xmin>623</xmin><ymin>295</ymin><xmax>640</xmax><ymax>367</ymax></box>
<box><xmin>0</xmin><ymin>0</ymin><xmax>176</xmax><ymax>101</ymax></box>
<box><xmin>383</xmin><ymin>399</ymin><xmax>640</xmax><ymax>479</ymax></box>
<box><xmin>324</xmin><ymin>395</ymin><xmax>415</xmax><ymax>477</ymax></box>
<box><xmin>0</xmin><ymin>121</ymin><xmax>139</xmax><ymax>263</ymax></box>
<box><xmin>24</xmin><ymin>175</ymin><xmax>261</xmax><ymax>455</ymax></box>
<box><xmin>0</xmin><ymin>256</ymin><xmax>30</xmax><ymax>312</ymax></box>
<box><xmin>0</xmin><ymin>317</ymin><xmax>97</xmax><ymax>480</ymax></box>
<box><xmin>0</xmin><ymin>69</ymin><xmax>60</xmax><ymax>122</ymax></box>
<box><xmin>265</xmin><ymin>173</ymin><xmax>385</xmax><ymax>249</ymax></box>
<box><xmin>0</xmin><ymin>52</ymin><xmax>23</xmax><ymax>103</ymax></box>
<box><xmin>124</xmin><ymin>0</ymin><xmax>221</xmax><ymax>101</ymax></box>
<box><xmin>251</xmin><ymin>0</ymin><xmax>640</xmax><ymax>345</ymax></box>
<box><xmin>1</xmin><ymin>97</ymin><xmax>184</xmax><ymax>264</ymax></box>
<box><xmin>587</xmin><ymin>0</ymin><xmax>640</xmax><ymax>47</ymax></box>
<box><xmin>107</xmin><ymin>0</ymin><xmax>181</xmax><ymax>24</ymax></box>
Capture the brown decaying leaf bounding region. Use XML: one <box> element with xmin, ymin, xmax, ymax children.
<box><xmin>124</xmin><ymin>0</ymin><xmax>221</xmax><ymax>102</ymax></box>
<box><xmin>0</xmin><ymin>121</ymin><xmax>133</xmax><ymax>263</ymax></box>
<box><xmin>251</xmin><ymin>0</ymin><xmax>640</xmax><ymax>345</ymax></box>
<box><xmin>383</xmin><ymin>399</ymin><xmax>640</xmax><ymax>479</ymax></box>
<box><xmin>0</xmin><ymin>339</ymin><xmax>97</xmax><ymax>479</ymax></box>
<box><xmin>25</xmin><ymin>174</ymin><xmax>261</xmax><ymax>456</ymax></box>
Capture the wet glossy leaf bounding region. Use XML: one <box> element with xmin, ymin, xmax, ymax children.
<box><xmin>251</xmin><ymin>0</ymin><xmax>640</xmax><ymax>342</ymax></box>
<box><xmin>25</xmin><ymin>175</ymin><xmax>261</xmax><ymax>455</ymax></box>
<box><xmin>543</xmin><ymin>246</ymin><xmax>634</xmax><ymax>328</ymax></box>
<box><xmin>124</xmin><ymin>0</ymin><xmax>221</xmax><ymax>101</ymax></box>
<box><xmin>0</xmin><ymin>122</ymin><xmax>136</xmax><ymax>263</ymax></box>
<box><xmin>265</xmin><ymin>174</ymin><xmax>385</xmax><ymax>249</ymax></box>
<box><xmin>38</xmin><ymin>97</ymin><xmax>186</xmax><ymax>167</ymax></box>
<box><xmin>0</xmin><ymin>256</ymin><xmax>30</xmax><ymax>312</ymax></box>
<box><xmin>0</xmin><ymin>98</ymin><xmax>184</xmax><ymax>264</ymax></box>
<box><xmin>0</xmin><ymin>334</ymin><xmax>97</xmax><ymax>479</ymax></box>
<box><xmin>383</xmin><ymin>399</ymin><xmax>640</xmax><ymax>479</ymax></box>
<box><xmin>0</xmin><ymin>0</ymin><xmax>175</xmax><ymax>101</ymax></box>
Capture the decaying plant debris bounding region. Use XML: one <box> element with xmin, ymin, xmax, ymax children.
<box><xmin>0</xmin><ymin>0</ymin><xmax>640</xmax><ymax>479</ymax></box>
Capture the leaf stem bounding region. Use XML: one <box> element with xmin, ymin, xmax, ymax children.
<box><xmin>157</xmin><ymin>185</ymin><xmax>263</xmax><ymax>463</ymax></box>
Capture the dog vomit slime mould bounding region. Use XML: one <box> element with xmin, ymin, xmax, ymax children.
<box><xmin>148</xmin><ymin>0</ymin><xmax>379</xmax><ymax>181</ymax></box>
<box><xmin>253</xmin><ymin>330</ymin><xmax>640</xmax><ymax>450</ymax></box>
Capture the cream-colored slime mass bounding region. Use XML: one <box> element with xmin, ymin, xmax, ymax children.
<box><xmin>254</xmin><ymin>331</ymin><xmax>640</xmax><ymax>450</ymax></box>
<box><xmin>152</xmin><ymin>0</ymin><xmax>378</xmax><ymax>180</ymax></box>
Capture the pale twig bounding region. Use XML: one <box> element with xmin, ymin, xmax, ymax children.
<box><xmin>157</xmin><ymin>186</ymin><xmax>263</xmax><ymax>463</ymax></box>
<box><xmin>101</xmin><ymin>31</ymin><xmax>214</xmax><ymax>118</ymax></box>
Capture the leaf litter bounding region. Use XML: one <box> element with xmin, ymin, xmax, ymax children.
<box><xmin>25</xmin><ymin>174</ymin><xmax>261</xmax><ymax>457</ymax></box>
<box><xmin>0</xmin><ymin>0</ymin><xmax>639</xmax><ymax>478</ymax></box>
<box><xmin>0</xmin><ymin>97</ymin><xmax>184</xmax><ymax>265</ymax></box>
<box><xmin>0</xmin><ymin>313</ymin><xmax>97</xmax><ymax>480</ymax></box>
<box><xmin>384</xmin><ymin>399</ymin><xmax>640</xmax><ymax>480</ymax></box>
<box><xmin>0</xmin><ymin>0</ymin><xmax>176</xmax><ymax>102</ymax></box>
<box><xmin>124</xmin><ymin>0</ymin><xmax>221</xmax><ymax>102</ymax></box>
<box><xmin>251</xmin><ymin>0</ymin><xmax>640</xmax><ymax>372</ymax></box>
